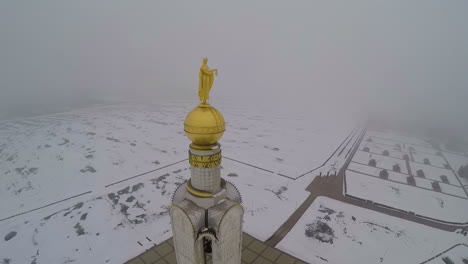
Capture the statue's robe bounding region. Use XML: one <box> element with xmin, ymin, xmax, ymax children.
<box><xmin>199</xmin><ymin>64</ymin><xmax>214</xmax><ymax>102</ymax></box>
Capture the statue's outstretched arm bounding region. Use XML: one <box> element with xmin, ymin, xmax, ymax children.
<box><xmin>201</xmin><ymin>66</ymin><xmax>218</xmax><ymax>76</ymax></box>
<box><xmin>201</xmin><ymin>66</ymin><xmax>212</xmax><ymax>75</ymax></box>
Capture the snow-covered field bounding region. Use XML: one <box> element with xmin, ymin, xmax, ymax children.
<box><xmin>411</xmin><ymin>152</ymin><xmax>447</xmax><ymax>168</ymax></box>
<box><xmin>366</xmin><ymin>130</ymin><xmax>433</xmax><ymax>148</ymax></box>
<box><xmin>444</xmin><ymin>152</ymin><xmax>468</xmax><ymax>187</ymax></box>
<box><xmin>360</xmin><ymin>140</ymin><xmax>408</xmax><ymax>159</ymax></box>
<box><xmin>277</xmin><ymin>197</ymin><xmax>467</xmax><ymax>264</ymax></box>
<box><xmin>409</xmin><ymin>162</ymin><xmax>461</xmax><ymax>187</ymax></box>
<box><xmin>3</xmin><ymin>104</ymin><xmax>466</xmax><ymax>264</ymax></box>
<box><xmin>421</xmin><ymin>243</ymin><xmax>468</xmax><ymax>264</ymax></box>
<box><xmin>352</xmin><ymin>150</ymin><xmax>408</xmax><ymax>174</ymax></box>
<box><xmin>0</xmin><ymin>102</ymin><xmax>355</xmax><ymax>264</ymax></box>
<box><xmin>346</xmin><ymin>170</ymin><xmax>468</xmax><ymax>222</ymax></box>
<box><xmin>0</xmin><ymin>158</ymin><xmax>316</xmax><ymax>264</ymax></box>
<box><xmin>346</xmin><ymin>129</ymin><xmax>468</xmax><ymax>223</ymax></box>
<box><xmin>0</xmin><ymin>103</ymin><xmax>353</xmax><ymax>220</ymax></box>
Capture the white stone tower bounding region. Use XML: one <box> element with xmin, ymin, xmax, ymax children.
<box><xmin>170</xmin><ymin>102</ymin><xmax>243</xmax><ymax>264</ymax></box>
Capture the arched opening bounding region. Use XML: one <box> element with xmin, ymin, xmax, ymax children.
<box><xmin>196</xmin><ymin>231</ymin><xmax>217</xmax><ymax>263</ymax></box>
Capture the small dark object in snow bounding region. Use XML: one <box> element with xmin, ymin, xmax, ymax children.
<box><xmin>305</xmin><ymin>220</ymin><xmax>335</xmax><ymax>244</ymax></box>
<box><xmin>73</xmin><ymin>223</ymin><xmax>85</xmax><ymax>236</ymax></box>
<box><xmin>120</xmin><ymin>204</ymin><xmax>129</xmax><ymax>216</ymax></box>
<box><xmin>80</xmin><ymin>213</ymin><xmax>88</xmax><ymax>221</ymax></box>
<box><xmin>318</xmin><ymin>206</ymin><xmax>336</xmax><ymax>215</ymax></box>
<box><xmin>80</xmin><ymin>166</ymin><xmax>96</xmax><ymax>173</ymax></box>
<box><xmin>132</xmin><ymin>183</ymin><xmax>144</xmax><ymax>192</ymax></box>
<box><xmin>4</xmin><ymin>231</ymin><xmax>17</xmax><ymax>241</ymax></box>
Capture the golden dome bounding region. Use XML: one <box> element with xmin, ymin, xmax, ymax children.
<box><xmin>184</xmin><ymin>103</ymin><xmax>225</xmax><ymax>146</ymax></box>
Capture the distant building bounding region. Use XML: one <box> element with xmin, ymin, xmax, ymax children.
<box><xmin>379</xmin><ymin>169</ymin><xmax>389</xmax><ymax>180</ymax></box>
<box><xmin>458</xmin><ymin>164</ymin><xmax>468</xmax><ymax>179</ymax></box>
<box><xmin>416</xmin><ymin>169</ymin><xmax>425</xmax><ymax>178</ymax></box>
<box><xmin>440</xmin><ymin>175</ymin><xmax>449</xmax><ymax>184</ymax></box>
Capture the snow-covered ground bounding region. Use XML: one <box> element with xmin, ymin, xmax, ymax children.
<box><xmin>4</xmin><ymin>104</ymin><xmax>466</xmax><ymax>264</ymax></box>
<box><xmin>0</xmin><ymin>103</ymin><xmax>353</xmax><ymax>220</ymax></box>
<box><xmin>0</xmin><ymin>158</ymin><xmax>316</xmax><ymax>264</ymax></box>
<box><xmin>348</xmin><ymin>162</ymin><xmax>467</xmax><ymax>197</ymax></box>
<box><xmin>352</xmin><ymin>150</ymin><xmax>408</xmax><ymax>174</ymax></box>
<box><xmin>346</xmin><ymin>129</ymin><xmax>468</xmax><ymax>223</ymax></box>
<box><xmin>360</xmin><ymin>140</ymin><xmax>408</xmax><ymax>159</ymax></box>
<box><xmin>411</xmin><ymin>152</ymin><xmax>447</xmax><ymax>169</ymax></box>
<box><xmin>0</xmin><ymin>102</ymin><xmax>356</xmax><ymax>264</ymax></box>
<box><xmin>421</xmin><ymin>243</ymin><xmax>468</xmax><ymax>264</ymax></box>
<box><xmin>277</xmin><ymin>197</ymin><xmax>467</xmax><ymax>264</ymax></box>
<box><xmin>366</xmin><ymin>130</ymin><xmax>433</xmax><ymax>148</ymax></box>
<box><xmin>409</xmin><ymin>162</ymin><xmax>461</xmax><ymax>188</ymax></box>
<box><xmin>444</xmin><ymin>152</ymin><xmax>468</xmax><ymax>187</ymax></box>
<box><xmin>346</xmin><ymin>170</ymin><xmax>468</xmax><ymax>222</ymax></box>
<box><xmin>0</xmin><ymin>104</ymin><xmax>189</xmax><ymax>220</ymax></box>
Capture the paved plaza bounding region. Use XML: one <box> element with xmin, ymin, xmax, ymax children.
<box><xmin>125</xmin><ymin>232</ymin><xmax>308</xmax><ymax>264</ymax></box>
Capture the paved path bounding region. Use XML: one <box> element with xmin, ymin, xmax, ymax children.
<box><xmin>126</xmin><ymin>233</ymin><xmax>308</xmax><ymax>264</ymax></box>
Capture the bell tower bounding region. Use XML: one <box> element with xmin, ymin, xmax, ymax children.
<box><xmin>170</xmin><ymin>59</ymin><xmax>243</xmax><ymax>264</ymax></box>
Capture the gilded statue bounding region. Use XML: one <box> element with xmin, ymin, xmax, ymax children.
<box><xmin>198</xmin><ymin>58</ymin><xmax>218</xmax><ymax>103</ymax></box>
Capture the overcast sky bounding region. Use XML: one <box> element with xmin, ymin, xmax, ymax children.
<box><xmin>1</xmin><ymin>1</ymin><xmax>467</xmax><ymax>131</ymax></box>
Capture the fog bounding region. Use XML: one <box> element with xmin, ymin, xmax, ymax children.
<box><xmin>1</xmin><ymin>1</ymin><xmax>467</xmax><ymax>136</ymax></box>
